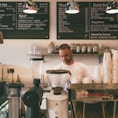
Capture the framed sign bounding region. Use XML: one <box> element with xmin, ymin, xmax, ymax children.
<box><xmin>57</xmin><ymin>2</ymin><xmax>118</xmax><ymax>39</ymax></box>
<box><xmin>0</xmin><ymin>2</ymin><xmax>50</xmax><ymax>39</ymax></box>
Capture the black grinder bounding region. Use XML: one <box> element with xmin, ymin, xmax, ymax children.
<box><xmin>22</xmin><ymin>79</ymin><xmax>43</xmax><ymax>118</ymax></box>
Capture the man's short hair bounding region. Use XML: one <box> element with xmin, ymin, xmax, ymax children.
<box><xmin>59</xmin><ymin>44</ymin><xmax>71</xmax><ymax>50</ymax></box>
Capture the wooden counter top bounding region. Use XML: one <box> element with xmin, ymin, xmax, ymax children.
<box><xmin>70</xmin><ymin>83</ymin><xmax>118</xmax><ymax>90</ymax></box>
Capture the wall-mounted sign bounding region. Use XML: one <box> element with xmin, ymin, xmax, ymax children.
<box><xmin>57</xmin><ymin>2</ymin><xmax>118</xmax><ymax>40</ymax></box>
<box><xmin>0</xmin><ymin>2</ymin><xmax>49</xmax><ymax>39</ymax></box>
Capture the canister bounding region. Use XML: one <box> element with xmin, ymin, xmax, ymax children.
<box><xmin>30</xmin><ymin>58</ymin><xmax>44</xmax><ymax>79</ymax></box>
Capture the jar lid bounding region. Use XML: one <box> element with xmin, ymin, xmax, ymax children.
<box><xmin>46</xmin><ymin>69</ymin><xmax>69</xmax><ymax>74</ymax></box>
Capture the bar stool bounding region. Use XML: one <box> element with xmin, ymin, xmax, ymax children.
<box><xmin>83</xmin><ymin>101</ymin><xmax>105</xmax><ymax>118</ymax></box>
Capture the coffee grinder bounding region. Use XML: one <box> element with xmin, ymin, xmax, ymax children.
<box><xmin>46</xmin><ymin>69</ymin><xmax>70</xmax><ymax>118</ymax></box>
<box><xmin>22</xmin><ymin>79</ymin><xmax>43</xmax><ymax>118</ymax></box>
<box><xmin>23</xmin><ymin>58</ymin><xmax>44</xmax><ymax>118</ymax></box>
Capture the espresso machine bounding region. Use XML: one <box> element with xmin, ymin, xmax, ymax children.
<box><xmin>22</xmin><ymin>79</ymin><xmax>43</xmax><ymax>118</ymax></box>
<box><xmin>46</xmin><ymin>69</ymin><xmax>70</xmax><ymax>118</ymax></box>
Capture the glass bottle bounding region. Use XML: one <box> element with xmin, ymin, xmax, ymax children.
<box><xmin>87</xmin><ymin>44</ymin><xmax>92</xmax><ymax>54</ymax></box>
<box><xmin>76</xmin><ymin>44</ymin><xmax>81</xmax><ymax>53</ymax></box>
<box><xmin>70</xmin><ymin>43</ymin><xmax>76</xmax><ymax>53</ymax></box>
<box><xmin>81</xmin><ymin>44</ymin><xmax>87</xmax><ymax>54</ymax></box>
<box><xmin>93</xmin><ymin>44</ymin><xmax>99</xmax><ymax>53</ymax></box>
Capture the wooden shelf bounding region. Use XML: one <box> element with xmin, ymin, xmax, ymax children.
<box><xmin>27</xmin><ymin>53</ymin><xmax>102</xmax><ymax>63</ymax></box>
<box><xmin>27</xmin><ymin>53</ymin><xmax>100</xmax><ymax>57</ymax></box>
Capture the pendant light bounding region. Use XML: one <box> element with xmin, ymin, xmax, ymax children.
<box><xmin>65</xmin><ymin>0</ymin><xmax>79</xmax><ymax>14</ymax></box>
<box><xmin>106</xmin><ymin>0</ymin><xmax>118</xmax><ymax>14</ymax></box>
<box><xmin>23</xmin><ymin>0</ymin><xmax>38</xmax><ymax>14</ymax></box>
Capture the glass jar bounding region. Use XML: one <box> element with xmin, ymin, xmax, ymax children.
<box><xmin>30</xmin><ymin>58</ymin><xmax>44</xmax><ymax>79</ymax></box>
<box><xmin>93</xmin><ymin>44</ymin><xmax>99</xmax><ymax>53</ymax></box>
<box><xmin>48</xmin><ymin>45</ymin><xmax>54</xmax><ymax>54</ymax></box>
<box><xmin>81</xmin><ymin>44</ymin><xmax>87</xmax><ymax>54</ymax></box>
<box><xmin>76</xmin><ymin>44</ymin><xmax>81</xmax><ymax>53</ymax></box>
<box><xmin>87</xmin><ymin>44</ymin><xmax>92</xmax><ymax>54</ymax></box>
<box><xmin>70</xmin><ymin>43</ymin><xmax>76</xmax><ymax>53</ymax></box>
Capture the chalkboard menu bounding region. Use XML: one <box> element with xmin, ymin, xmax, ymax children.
<box><xmin>0</xmin><ymin>2</ymin><xmax>49</xmax><ymax>39</ymax></box>
<box><xmin>57</xmin><ymin>2</ymin><xmax>118</xmax><ymax>39</ymax></box>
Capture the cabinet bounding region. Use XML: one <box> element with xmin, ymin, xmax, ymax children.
<box><xmin>70</xmin><ymin>83</ymin><xmax>118</xmax><ymax>118</ymax></box>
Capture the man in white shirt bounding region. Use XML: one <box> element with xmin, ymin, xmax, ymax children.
<box><xmin>54</xmin><ymin>43</ymin><xmax>93</xmax><ymax>84</ymax></box>
<box><xmin>54</xmin><ymin>44</ymin><xmax>104</xmax><ymax>118</ymax></box>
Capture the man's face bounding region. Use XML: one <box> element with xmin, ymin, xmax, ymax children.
<box><xmin>59</xmin><ymin>48</ymin><xmax>73</xmax><ymax>65</ymax></box>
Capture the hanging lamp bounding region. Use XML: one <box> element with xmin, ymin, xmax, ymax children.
<box><xmin>106</xmin><ymin>0</ymin><xmax>118</xmax><ymax>14</ymax></box>
<box><xmin>65</xmin><ymin>0</ymin><xmax>79</xmax><ymax>14</ymax></box>
<box><xmin>23</xmin><ymin>0</ymin><xmax>38</xmax><ymax>14</ymax></box>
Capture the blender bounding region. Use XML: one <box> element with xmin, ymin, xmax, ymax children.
<box><xmin>46</xmin><ymin>69</ymin><xmax>70</xmax><ymax>118</ymax></box>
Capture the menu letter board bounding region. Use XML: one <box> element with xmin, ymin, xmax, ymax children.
<box><xmin>0</xmin><ymin>2</ymin><xmax>49</xmax><ymax>39</ymax></box>
<box><xmin>57</xmin><ymin>2</ymin><xmax>118</xmax><ymax>39</ymax></box>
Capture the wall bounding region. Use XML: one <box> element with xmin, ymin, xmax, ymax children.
<box><xmin>0</xmin><ymin>0</ymin><xmax>118</xmax><ymax>87</ymax></box>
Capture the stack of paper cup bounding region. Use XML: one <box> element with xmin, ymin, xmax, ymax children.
<box><xmin>93</xmin><ymin>64</ymin><xmax>103</xmax><ymax>83</ymax></box>
<box><xmin>111</xmin><ymin>49</ymin><xmax>118</xmax><ymax>83</ymax></box>
<box><xmin>102</xmin><ymin>52</ymin><xmax>112</xmax><ymax>84</ymax></box>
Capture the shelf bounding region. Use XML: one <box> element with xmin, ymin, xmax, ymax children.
<box><xmin>27</xmin><ymin>53</ymin><xmax>59</xmax><ymax>56</ymax></box>
<box><xmin>27</xmin><ymin>53</ymin><xmax>100</xmax><ymax>57</ymax></box>
<box><xmin>27</xmin><ymin>53</ymin><xmax>102</xmax><ymax>63</ymax></box>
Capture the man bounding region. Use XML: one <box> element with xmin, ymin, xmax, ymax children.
<box><xmin>54</xmin><ymin>43</ymin><xmax>93</xmax><ymax>83</ymax></box>
<box><xmin>54</xmin><ymin>44</ymin><xmax>104</xmax><ymax>118</ymax></box>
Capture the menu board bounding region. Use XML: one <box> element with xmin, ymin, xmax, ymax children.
<box><xmin>0</xmin><ymin>2</ymin><xmax>49</xmax><ymax>39</ymax></box>
<box><xmin>57</xmin><ymin>2</ymin><xmax>118</xmax><ymax>39</ymax></box>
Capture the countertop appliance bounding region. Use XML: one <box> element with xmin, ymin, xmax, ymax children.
<box><xmin>0</xmin><ymin>81</ymin><xmax>8</xmax><ymax>118</ymax></box>
<box><xmin>22</xmin><ymin>79</ymin><xmax>43</xmax><ymax>118</ymax></box>
<box><xmin>0</xmin><ymin>81</ymin><xmax>7</xmax><ymax>105</ymax></box>
<box><xmin>46</xmin><ymin>69</ymin><xmax>70</xmax><ymax>118</ymax></box>
<box><xmin>30</xmin><ymin>58</ymin><xmax>44</xmax><ymax>80</ymax></box>
<box><xmin>7</xmin><ymin>83</ymin><xmax>24</xmax><ymax>118</ymax></box>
